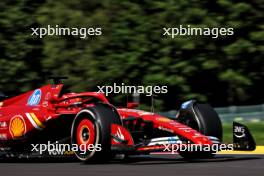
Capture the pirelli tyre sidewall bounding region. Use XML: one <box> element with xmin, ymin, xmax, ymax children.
<box><xmin>177</xmin><ymin>101</ymin><xmax>223</xmax><ymax>159</ymax></box>
<box><xmin>71</xmin><ymin>103</ymin><xmax>121</xmax><ymax>162</ymax></box>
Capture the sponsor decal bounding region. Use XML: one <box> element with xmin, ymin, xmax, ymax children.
<box><xmin>168</xmin><ymin>136</ymin><xmax>179</xmax><ymax>144</ymax></box>
<box><xmin>147</xmin><ymin>136</ymin><xmax>180</xmax><ymax>146</ymax></box>
<box><xmin>114</xmin><ymin>127</ymin><xmax>125</xmax><ymax>143</ymax></box>
<box><xmin>179</xmin><ymin>127</ymin><xmax>192</xmax><ymax>133</ymax></box>
<box><xmin>45</xmin><ymin>92</ymin><xmax>51</xmax><ymax>100</ymax></box>
<box><xmin>9</xmin><ymin>115</ymin><xmax>26</xmax><ymax>138</ymax></box>
<box><xmin>234</xmin><ymin>126</ymin><xmax>245</xmax><ymax>138</ymax></box>
<box><xmin>0</xmin><ymin>121</ymin><xmax>7</xmax><ymax>128</ymax></box>
<box><xmin>119</xmin><ymin>108</ymin><xmax>153</xmax><ymax>116</ymax></box>
<box><xmin>157</xmin><ymin>117</ymin><xmax>171</xmax><ymax>122</ymax></box>
<box><xmin>49</xmin><ymin>150</ymin><xmax>75</xmax><ymax>156</ymax></box>
<box><xmin>42</xmin><ymin>92</ymin><xmax>51</xmax><ymax>107</ymax></box>
<box><xmin>158</xmin><ymin>126</ymin><xmax>174</xmax><ymax>133</ymax></box>
<box><xmin>27</xmin><ymin>89</ymin><xmax>42</xmax><ymax>106</ymax></box>
<box><xmin>42</xmin><ymin>101</ymin><xmax>48</xmax><ymax>107</ymax></box>
<box><xmin>0</xmin><ymin>133</ymin><xmax>7</xmax><ymax>140</ymax></box>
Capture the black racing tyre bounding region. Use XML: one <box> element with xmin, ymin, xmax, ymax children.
<box><xmin>71</xmin><ymin>103</ymin><xmax>121</xmax><ymax>162</ymax></box>
<box><xmin>177</xmin><ymin>101</ymin><xmax>222</xmax><ymax>159</ymax></box>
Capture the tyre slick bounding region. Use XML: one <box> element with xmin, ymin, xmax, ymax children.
<box><xmin>71</xmin><ymin>103</ymin><xmax>121</xmax><ymax>162</ymax></box>
<box><xmin>177</xmin><ymin>100</ymin><xmax>223</xmax><ymax>159</ymax></box>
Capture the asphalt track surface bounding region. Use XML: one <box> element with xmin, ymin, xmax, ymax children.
<box><xmin>0</xmin><ymin>154</ymin><xmax>263</xmax><ymax>176</ymax></box>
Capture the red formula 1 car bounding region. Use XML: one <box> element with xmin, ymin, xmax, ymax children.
<box><xmin>0</xmin><ymin>78</ymin><xmax>256</xmax><ymax>161</ymax></box>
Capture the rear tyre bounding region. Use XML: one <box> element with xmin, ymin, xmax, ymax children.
<box><xmin>71</xmin><ymin>103</ymin><xmax>121</xmax><ymax>162</ymax></box>
<box><xmin>177</xmin><ymin>101</ymin><xmax>222</xmax><ymax>159</ymax></box>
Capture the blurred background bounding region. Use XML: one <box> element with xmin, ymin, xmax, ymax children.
<box><xmin>0</xmin><ymin>0</ymin><xmax>263</xmax><ymax>143</ymax></box>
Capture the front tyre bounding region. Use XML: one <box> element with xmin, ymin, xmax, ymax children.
<box><xmin>177</xmin><ymin>101</ymin><xmax>223</xmax><ymax>159</ymax></box>
<box><xmin>71</xmin><ymin>103</ymin><xmax>121</xmax><ymax>162</ymax></box>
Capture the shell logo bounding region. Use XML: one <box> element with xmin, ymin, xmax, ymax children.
<box><xmin>10</xmin><ymin>116</ymin><xmax>26</xmax><ymax>138</ymax></box>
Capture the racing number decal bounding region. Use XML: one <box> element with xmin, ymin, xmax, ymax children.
<box><xmin>9</xmin><ymin>115</ymin><xmax>26</xmax><ymax>138</ymax></box>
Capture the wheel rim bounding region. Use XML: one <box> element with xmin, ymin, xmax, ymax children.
<box><xmin>76</xmin><ymin>119</ymin><xmax>95</xmax><ymax>151</ymax></box>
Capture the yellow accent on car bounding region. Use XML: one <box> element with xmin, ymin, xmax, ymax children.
<box><xmin>30</xmin><ymin>113</ymin><xmax>45</xmax><ymax>128</ymax></box>
<box><xmin>218</xmin><ymin>146</ymin><xmax>264</xmax><ymax>154</ymax></box>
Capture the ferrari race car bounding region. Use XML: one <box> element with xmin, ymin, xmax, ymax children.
<box><xmin>0</xmin><ymin>77</ymin><xmax>256</xmax><ymax>162</ymax></box>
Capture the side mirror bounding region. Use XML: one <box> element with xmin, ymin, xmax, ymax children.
<box><xmin>127</xmin><ymin>102</ymin><xmax>139</xmax><ymax>109</ymax></box>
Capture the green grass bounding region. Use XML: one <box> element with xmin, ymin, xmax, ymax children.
<box><xmin>222</xmin><ymin>122</ymin><xmax>264</xmax><ymax>145</ymax></box>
